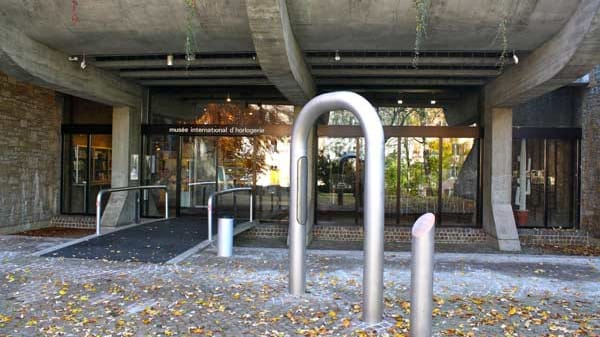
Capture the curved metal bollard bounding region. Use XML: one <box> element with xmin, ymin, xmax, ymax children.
<box><xmin>410</xmin><ymin>213</ymin><xmax>435</xmax><ymax>337</ymax></box>
<box><xmin>289</xmin><ymin>91</ymin><xmax>385</xmax><ymax>324</ymax></box>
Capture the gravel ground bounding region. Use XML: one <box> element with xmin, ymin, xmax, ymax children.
<box><xmin>0</xmin><ymin>235</ymin><xmax>598</xmax><ymax>336</ymax></box>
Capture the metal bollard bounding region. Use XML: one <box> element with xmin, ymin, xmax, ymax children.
<box><xmin>217</xmin><ymin>217</ymin><xmax>234</xmax><ymax>257</ymax></box>
<box><xmin>410</xmin><ymin>213</ymin><xmax>435</xmax><ymax>337</ymax></box>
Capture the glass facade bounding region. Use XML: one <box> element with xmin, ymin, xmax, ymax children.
<box><xmin>143</xmin><ymin>102</ymin><xmax>482</xmax><ymax>227</ymax></box>
<box><xmin>61</xmin><ymin>131</ymin><xmax>112</xmax><ymax>214</ymax></box>
<box><xmin>511</xmin><ymin>136</ymin><xmax>580</xmax><ymax>228</ymax></box>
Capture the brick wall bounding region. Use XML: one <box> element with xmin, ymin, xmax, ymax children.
<box><xmin>580</xmin><ymin>66</ymin><xmax>600</xmax><ymax>237</ymax></box>
<box><xmin>0</xmin><ymin>72</ymin><xmax>61</xmax><ymax>234</ymax></box>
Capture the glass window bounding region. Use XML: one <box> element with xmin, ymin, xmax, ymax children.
<box><xmin>511</xmin><ymin>138</ymin><xmax>579</xmax><ymax>228</ymax></box>
<box><xmin>316</xmin><ymin>137</ymin><xmax>359</xmax><ymax>225</ymax></box>
<box><xmin>142</xmin><ymin>134</ymin><xmax>178</xmax><ymax>217</ymax></box>
<box><xmin>398</xmin><ymin>137</ymin><xmax>440</xmax><ymax>225</ymax></box>
<box><xmin>61</xmin><ymin>133</ymin><xmax>112</xmax><ymax>214</ymax></box>
<box><xmin>441</xmin><ymin>139</ymin><xmax>478</xmax><ymax>227</ymax></box>
<box><xmin>255</xmin><ymin>136</ymin><xmax>290</xmax><ymax>224</ymax></box>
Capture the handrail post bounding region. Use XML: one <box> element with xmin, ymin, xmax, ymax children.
<box><xmin>208</xmin><ymin>195</ymin><xmax>213</xmax><ymax>241</ymax></box>
<box><xmin>96</xmin><ymin>191</ymin><xmax>103</xmax><ymax>236</ymax></box>
<box><xmin>165</xmin><ymin>190</ymin><xmax>169</xmax><ymax>219</ymax></box>
<box><xmin>249</xmin><ymin>191</ymin><xmax>253</xmax><ymax>222</ymax></box>
<box><xmin>206</xmin><ymin>187</ymin><xmax>253</xmax><ymax>242</ymax></box>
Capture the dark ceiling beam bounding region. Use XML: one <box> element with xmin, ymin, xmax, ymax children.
<box><xmin>138</xmin><ymin>78</ymin><xmax>272</xmax><ymax>86</ymax></box>
<box><xmin>308</xmin><ymin>56</ymin><xmax>510</xmax><ymax>67</ymax></box>
<box><xmin>120</xmin><ymin>69</ymin><xmax>264</xmax><ymax>79</ymax></box>
<box><xmin>316</xmin><ymin>78</ymin><xmax>488</xmax><ymax>86</ymax></box>
<box><xmin>312</xmin><ymin>69</ymin><xmax>499</xmax><ymax>77</ymax></box>
<box><xmin>92</xmin><ymin>58</ymin><xmax>258</xmax><ymax>69</ymax></box>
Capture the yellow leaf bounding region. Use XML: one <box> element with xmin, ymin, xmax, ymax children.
<box><xmin>328</xmin><ymin>310</ymin><xmax>337</xmax><ymax>318</ymax></box>
<box><xmin>508</xmin><ymin>306</ymin><xmax>517</xmax><ymax>316</ymax></box>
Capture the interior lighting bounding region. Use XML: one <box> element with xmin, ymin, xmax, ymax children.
<box><xmin>226</xmin><ymin>93</ymin><xmax>232</xmax><ymax>103</ymax></box>
<box><xmin>334</xmin><ymin>50</ymin><xmax>341</xmax><ymax>62</ymax></box>
<box><xmin>512</xmin><ymin>51</ymin><xmax>519</xmax><ymax>64</ymax></box>
<box><xmin>397</xmin><ymin>99</ymin><xmax>403</xmax><ymax>105</ymax></box>
<box><xmin>186</xmin><ymin>53</ymin><xmax>196</xmax><ymax>62</ymax></box>
<box><xmin>167</xmin><ymin>54</ymin><xmax>174</xmax><ymax>66</ymax></box>
<box><xmin>430</xmin><ymin>99</ymin><xmax>436</xmax><ymax>105</ymax></box>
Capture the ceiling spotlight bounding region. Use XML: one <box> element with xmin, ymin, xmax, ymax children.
<box><xmin>80</xmin><ymin>54</ymin><xmax>87</xmax><ymax>70</ymax></box>
<box><xmin>68</xmin><ymin>56</ymin><xmax>79</xmax><ymax>62</ymax></box>
<box><xmin>334</xmin><ymin>50</ymin><xmax>341</xmax><ymax>62</ymax></box>
<box><xmin>167</xmin><ymin>54</ymin><xmax>174</xmax><ymax>66</ymax></box>
<box><xmin>251</xmin><ymin>55</ymin><xmax>257</xmax><ymax>61</ymax></box>
<box><xmin>512</xmin><ymin>51</ymin><xmax>519</xmax><ymax>64</ymax></box>
<box><xmin>397</xmin><ymin>99</ymin><xmax>403</xmax><ymax>105</ymax></box>
<box><xmin>226</xmin><ymin>93</ymin><xmax>231</xmax><ymax>103</ymax></box>
<box><xmin>430</xmin><ymin>99</ymin><xmax>436</xmax><ymax>105</ymax></box>
<box><xmin>186</xmin><ymin>53</ymin><xmax>196</xmax><ymax>62</ymax></box>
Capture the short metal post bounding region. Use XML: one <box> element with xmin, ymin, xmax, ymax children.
<box><xmin>217</xmin><ymin>217</ymin><xmax>234</xmax><ymax>257</ymax></box>
<box><xmin>410</xmin><ymin>213</ymin><xmax>435</xmax><ymax>337</ymax></box>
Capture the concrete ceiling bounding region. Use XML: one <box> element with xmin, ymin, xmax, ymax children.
<box><xmin>0</xmin><ymin>0</ymin><xmax>593</xmax><ymax>106</ymax></box>
<box><xmin>0</xmin><ymin>0</ymin><xmax>580</xmax><ymax>55</ymax></box>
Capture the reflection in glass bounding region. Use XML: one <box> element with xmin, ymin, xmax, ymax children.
<box><xmin>512</xmin><ymin>138</ymin><xmax>578</xmax><ymax>228</ymax></box>
<box><xmin>180</xmin><ymin>136</ymin><xmax>217</xmax><ymax>217</ymax></box>
<box><xmin>255</xmin><ymin>137</ymin><xmax>290</xmax><ymax>223</ymax></box>
<box><xmin>143</xmin><ymin>135</ymin><xmax>178</xmax><ymax>217</ymax></box>
<box><xmin>317</xmin><ymin>137</ymin><xmax>359</xmax><ymax>225</ymax></box>
<box><xmin>88</xmin><ymin>135</ymin><xmax>112</xmax><ymax>212</ymax></box>
<box><xmin>62</xmin><ymin>134</ymin><xmax>88</xmax><ymax>213</ymax></box>
<box><xmin>398</xmin><ymin>137</ymin><xmax>440</xmax><ymax>225</ymax></box>
<box><xmin>441</xmin><ymin>138</ymin><xmax>477</xmax><ymax>226</ymax></box>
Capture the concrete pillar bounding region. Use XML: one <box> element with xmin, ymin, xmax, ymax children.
<box><xmin>482</xmin><ymin>107</ymin><xmax>521</xmax><ymax>251</ymax></box>
<box><xmin>101</xmin><ymin>106</ymin><xmax>142</xmax><ymax>228</ymax></box>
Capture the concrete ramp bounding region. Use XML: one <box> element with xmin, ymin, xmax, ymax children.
<box><xmin>41</xmin><ymin>217</ymin><xmax>255</xmax><ymax>263</ymax></box>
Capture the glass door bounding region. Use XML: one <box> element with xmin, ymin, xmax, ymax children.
<box><xmin>316</xmin><ymin>137</ymin><xmax>360</xmax><ymax>225</ymax></box>
<box><xmin>62</xmin><ymin>134</ymin><xmax>89</xmax><ymax>214</ymax></box>
<box><xmin>180</xmin><ymin>136</ymin><xmax>217</xmax><ymax>217</ymax></box>
<box><xmin>62</xmin><ymin>132</ymin><xmax>112</xmax><ymax>214</ymax></box>
<box><xmin>142</xmin><ymin>134</ymin><xmax>178</xmax><ymax>217</ymax></box>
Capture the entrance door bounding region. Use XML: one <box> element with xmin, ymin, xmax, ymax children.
<box><xmin>178</xmin><ymin>136</ymin><xmax>253</xmax><ymax>218</ymax></box>
<box><xmin>61</xmin><ymin>132</ymin><xmax>112</xmax><ymax>214</ymax></box>
<box><xmin>180</xmin><ymin>136</ymin><xmax>217</xmax><ymax>217</ymax></box>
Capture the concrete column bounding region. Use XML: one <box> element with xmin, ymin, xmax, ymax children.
<box><xmin>101</xmin><ymin>105</ymin><xmax>142</xmax><ymax>228</ymax></box>
<box><xmin>482</xmin><ymin>107</ymin><xmax>521</xmax><ymax>251</ymax></box>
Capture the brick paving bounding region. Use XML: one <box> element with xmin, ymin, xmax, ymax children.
<box><xmin>0</xmin><ymin>235</ymin><xmax>599</xmax><ymax>336</ymax></box>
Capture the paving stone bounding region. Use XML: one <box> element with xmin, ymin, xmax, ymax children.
<box><xmin>0</xmin><ymin>235</ymin><xmax>598</xmax><ymax>336</ymax></box>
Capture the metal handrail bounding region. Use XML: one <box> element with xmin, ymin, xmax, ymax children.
<box><xmin>96</xmin><ymin>185</ymin><xmax>168</xmax><ymax>236</ymax></box>
<box><xmin>188</xmin><ymin>181</ymin><xmax>217</xmax><ymax>209</ymax></box>
<box><xmin>207</xmin><ymin>187</ymin><xmax>253</xmax><ymax>241</ymax></box>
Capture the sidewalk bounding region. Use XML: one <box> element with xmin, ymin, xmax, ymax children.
<box><xmin>0</xmin><ymin>235</ymin><xmax>598</xmax><ymax>336</ymax></box>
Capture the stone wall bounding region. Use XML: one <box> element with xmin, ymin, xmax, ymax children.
<box><xmin>0</xmin><ymin>72</ymin><xmax>61</xmax><ymax>234</ymax></box>
<box><xmin>580</xmin><ymin>66</ymin><xmax>600</xmax><ymax>237</ymax></box>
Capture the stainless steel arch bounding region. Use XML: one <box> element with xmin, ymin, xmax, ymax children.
<box><xmin>289</xmin><ymin>91</ymin><xmax>385</xmax><ymax>324</ymax></box>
